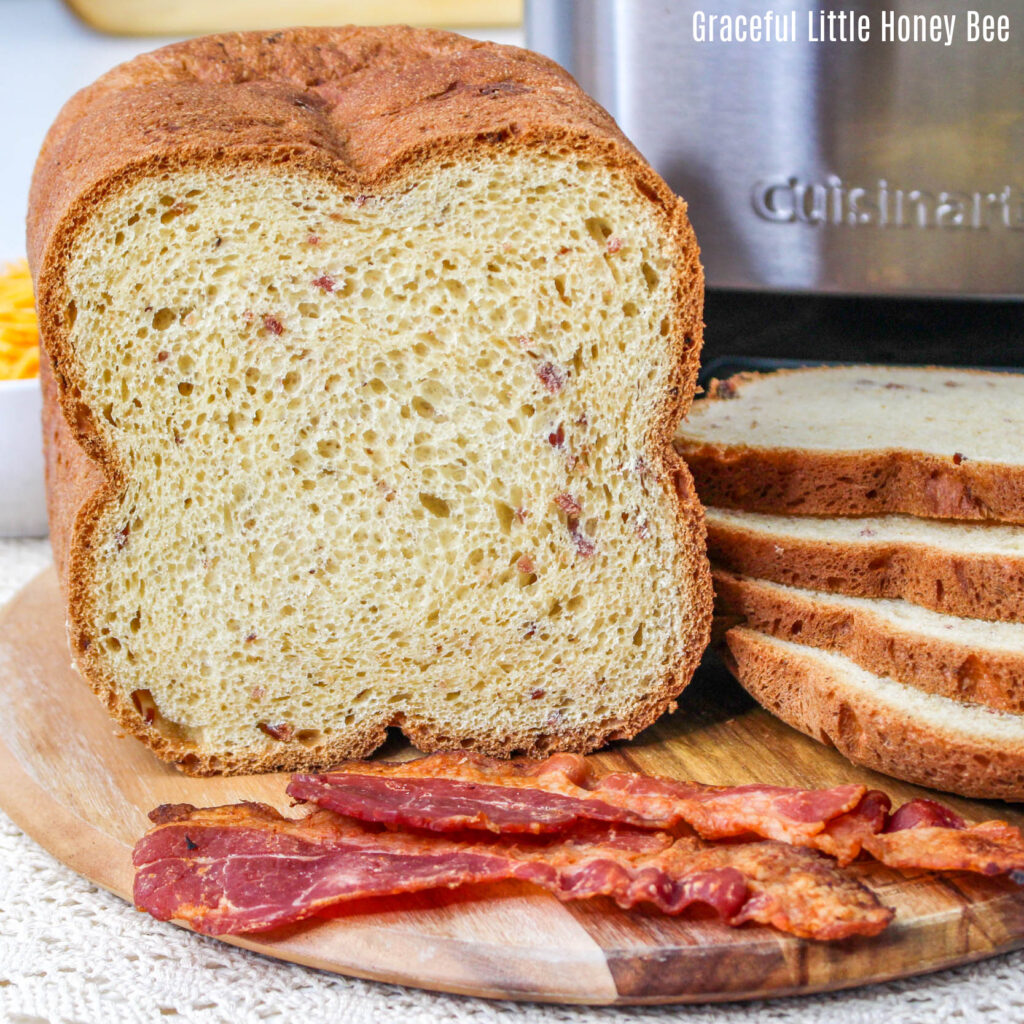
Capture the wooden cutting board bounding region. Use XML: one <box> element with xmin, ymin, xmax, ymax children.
<box><xmin>3</xmin><ymin>568</ymin><xmax>1024</xmax><ymax>1005</ymax></box>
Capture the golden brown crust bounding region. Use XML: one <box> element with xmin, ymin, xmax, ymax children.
<box><xmin>676</xmin><ymin>368</ymin><xmax>1024</xmax><ymax>524</ymax></box>
<box><xmin>682</xmin><ymin>445</ymin><xmax>1024</xmax><ymax>523</ymax></box>
<box><xmin>31</xmin><ymin>27</ymin><xmax>709</xmax><ymax>775</ymax></box>
<box><xmin>40</xmin><ymin>348</ymin><xmax>108</xmax><ymax>598</ymax></box>
<box><xmin>707</xmin><ymin>516</ymin><xmax>1024</xmax><ymax>624</ymax></box>
<box><xmin>722</xmin><ymin>627</ymin><xmax>1024</xmax><ymax>801</ymax></box>
<box><xmin>713</xmin><ymin>570</ymin><xmax>1024</xmax><ymax>714</ymax></box>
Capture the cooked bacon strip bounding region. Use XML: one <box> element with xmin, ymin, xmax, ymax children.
<box><xmin>808</xmin><ymin>794</ymin><xmax>1024</xmax><ymax>876</ymax></box>
<box><xmin>813</xmin><ymin>790</ymin><xmax>893</xmax><ymax>865</ymax></box>
<box><xmin>288</xmin><ymin>754</ymin><xmax>1024</xmax><ymax>878</ymax></box>
<box><xmin>132</xmin><ymin>802</ymin><xmax>892</xmax><ymax>940</ymax></box>
<box><xmin>288</xmin><ymin>751</ymin><xmax>867</xmax><ymax>845</ymax></box>
<box><xmin>864</xmin><ymin>821</ymin><xmax>1024</xmax><ymax>876</ymax></box>
<box><xmin>594</xmin><ymin>772</ymin><xmax>866</xmax><ymax>843</ymax></box>
<box><xmin>886</xmin><ymin>798</ymin><xmax>966</xmax><ymax>832</ymax></box>
<box><xmin>852</xmin><ymin>798</ymin><xmax>1024</xmax><ymax>876</ymax></box>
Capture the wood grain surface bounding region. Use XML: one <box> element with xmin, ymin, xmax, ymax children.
<box><xmin>3</xmin><ymin>568</ymin><xmax>1024</xmax><ymax>1004</ymax></box>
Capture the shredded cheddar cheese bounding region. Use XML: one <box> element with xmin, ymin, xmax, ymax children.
<box><xmin>0</xmin><ymin>260</ymin><xmax>39</xmax><ymax>380</ymax></box>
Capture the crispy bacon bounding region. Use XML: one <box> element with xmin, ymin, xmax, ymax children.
<box><xmin>287</xmin><ymin>751</ymin><xmax>868</xmax><ymax>846</ymax></box>
<box><xmin>287</xmin><ymin>754</ymin><xmax>1024</xmax><ymax>879</ymax></box>
<box><xmin>813</xmin><ymin>790</ymin><xmax>893</xmax><ymax>865</ymax></box>
<box><xmin>886</xmin><ymin>798</ymin><xmax>966</xmax><ymax>832</ymax></box>
<box><xmin>133</xmin><ymin>802</ymin><xmax>891</xmax><ymax>940</ymax></box>
<box><xmin>851</xmin><ymin>797</ymin><xmax>1024</xmax><ymax>876</ymax></box>
<box><xmin>865</xmin><ymin>821</ymin><xmax>1024</xmax><ymax>876</ymax></box>
<box><xmin>808</xmin><ymin>794</ymin><xmax>1024</xmax><ymax>876</ymax></box>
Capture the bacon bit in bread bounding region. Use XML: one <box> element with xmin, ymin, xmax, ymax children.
<box><xmin>953</xmin><ymin>452</ymin><xmax>966</xmax><ymax>465</ymax></box>
<box><xmin>548</xmin><ymin>424</ymin><xmax>565</xmax><ymax>448</ymax></box>
<box><xmin>514</xmin><ymin>507</ymin><xmax>530</xmax><ymax>523</ymax></box>
<box><xmin>537</xmin><ymin>362</ymin><xmax>565</xmax><ymax>394</ymax></box>
<box><xmin>0</xmin><ymin>260</ymin><xmax>39</xmax><ymax>380</ymax></box>
<box><xmin>262</xmin><ymin>315</ymin><xmax>284</xmax><ymax>336</ymax></box>
<box><xmin>570</xmin><ymin>522</ymin><xmax>596</xmax><ymax>558</ymax></box>
<box><xmin>156</xmin><ymin>351</ymin><xmax>170</xmax><ymax>363</ymax></box>
<box><xmin>554</xmin><ymin>492</ymin><xmax>582</xmax><ymax>516</ymax></box>
<box><xmin>259</xmin><ymin>722</ymin><xmax>295</xmax><ymax>742</ymax></box>
<box><xmin>312</xmin><ymin>276</ymin><xmax>335</xmax><ymax>292</ymax></box>
<box><xmin>517</xmin><ymin>555</ymin><xmax>535</xmax><ymax>574</ymax></box>
<box><xmin>245</xmin><ymin>632</ymin><xmax>258</xmax><ymax>643</ymax></box>
<box><xmin>606</xmin><ymin>236</ymin><xmax>623</xmax><ymax>254</ymax></box>
<box><xmin>115</xmin><ymin>524</ymin><xmax>130</xmax><ymax>550</ymax></box>
<box><xmin>531</xmin><ymin>689</ymin><xmax>546</xmax><ymax>699</ymax></box>
<box><xmin>306</xmin><ymin>234</ymin><xmax>321</xmax><ymax>246</ymax></box>
<box><xmin>251</xmin><ymin>686</ymin><xmax>265</xmax><ymax>701</ymax></box>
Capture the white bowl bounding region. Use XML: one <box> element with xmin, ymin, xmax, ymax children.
<box><xmin>0</xmin><ymin>376</ymin><xmax>47</xmax><ymax>537</ymax></box>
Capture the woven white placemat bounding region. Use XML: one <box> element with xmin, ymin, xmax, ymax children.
<box><xmin>2</xmin><ymin>538</ymin><xmax>1023</xmax><ymax>1024</ymax></box>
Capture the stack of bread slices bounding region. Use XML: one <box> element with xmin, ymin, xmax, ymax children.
<box><xmin>674</xmin><ymin>365</ymin><xmax>1024</xmax><ymax>800</ymax></box>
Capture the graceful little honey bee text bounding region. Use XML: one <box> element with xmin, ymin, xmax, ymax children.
<box><xmin>691</xmin><ymin>10</ymin><xmax>1011</xmax><ymax>46</ymax></box>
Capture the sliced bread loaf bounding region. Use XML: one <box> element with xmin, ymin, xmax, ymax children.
<box><xmin>722</xmin><ymin>627</ymin><xmax>1024</xmax><ymax>799</ymax></box>
<box><xmin>31</xmin><ymin>27</ymin><xmax>710</xmax><ymax>775</ymax></box>
<box><xmin>707</xmin><ymin>507</ymin><xmax>1024</xmax><ymax>623</ymax></box>
<box><xmin>713</xmin><ymin>570</ymin><xmax>1024</xmax><ymax>713</ymax></box>
<box><xmin>676</xmin><ymin>366</ymin><xmax>1024</xmax><ymax>523</ymax></box>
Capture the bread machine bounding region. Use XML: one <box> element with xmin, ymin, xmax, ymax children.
<box><xmin>526</xmin><ymin>0</ymin><xmax>1024</xmax><ymax>304</ymax></box>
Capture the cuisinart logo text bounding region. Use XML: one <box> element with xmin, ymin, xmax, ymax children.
<box><xmin>752</xmin><ymin>175</ymin><xmax>1024</xmax><ymax>229</ymax></box>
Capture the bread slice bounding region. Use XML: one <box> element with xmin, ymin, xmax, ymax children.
<box><xmin>713</xmin><ymin>570</ymin><xmax>1024</xmax><ymax>713</ymax></box>
<box><xmin>676</xmin><ymin>366</ymin><xmax>1024</xmax><ymax>523</ymax></box>
<box><xmin>30</xmin><ymin>27</ymin><xmax>710</xmax><ymax>775</ymax></box>
<box><xmin>722</xmin><ymin>627</ymin><xmax>1024</xmax><ymax>800</ymax></box>
<box><xmin>706</xmin><ymin>507</ymin><xmax>1024</xmax><ymax>623</ymax></box>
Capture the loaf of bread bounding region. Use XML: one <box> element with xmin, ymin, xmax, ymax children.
<box><xmin>676</xmin><ymin>366</ymin><xmax>1024</xmax><ymax>523</ymax></box>
<box><xmin>706</xmin><ymin>507</ymin><xmax>1024</xmax><ymax>623</ymax></box>
<box><xmin>30</xmin><ymin>27</ymin><xmax>710</xmax><ymax>775</ymax></box>
<box><xmin>714</xmin><ymin>570</ymin><xmax>1024</xmax><ymax>714</ymax></box>
<box><xmin>723</xmin><ymin>627</ymin><xmax>1024</xmax><ymax>800</ymax></box>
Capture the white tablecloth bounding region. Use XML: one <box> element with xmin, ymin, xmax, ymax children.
<box><xmin>2</xmin><ymin>539</ymin><xmax>1024</xmax><ymax>1023</ymax></box>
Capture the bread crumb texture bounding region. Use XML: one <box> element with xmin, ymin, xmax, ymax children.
<box><xmin>679</xmin><ymin>365</ymin><xmax>1024</xmax><ymax>462</ymax></box>
<box><xmin>59</xmin><ymin>154</ymin><xmax>702</xmax><ymax>770</ymax></box>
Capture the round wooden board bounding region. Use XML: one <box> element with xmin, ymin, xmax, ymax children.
<box><xmin>3</xmin><ymin>568</ymin><xmax>1024</xmax><ymax>1005</ymax></box>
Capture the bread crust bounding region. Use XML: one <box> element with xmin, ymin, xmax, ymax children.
<box><xmin>707</xmin><ymin>514</ymin><xmax>1024</xmax><ymax>624</ymax></box>
<box><xmin>676</xmin><ymin>368</ymin><xmax>1024</xmax><ymax>524</ymax></box>
<box><xmin>29</xmin><ymin>27</ymin><xmax>709</xmax><ymax>775</ymax></box>
<box><xmin>723</xmin><ymin>627</ymin><xmax>1024</xmax><ymax>801</ymax></box>
<box><xmin>713</xmin><ymin>570</ymin><xmax>1024</xmax><ymax>714</ymax></box>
